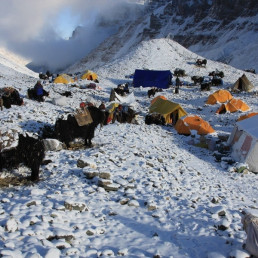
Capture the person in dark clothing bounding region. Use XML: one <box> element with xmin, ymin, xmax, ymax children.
<box><xmin>34</xmin><ymin>80</ymin><xmax>48</xmax><ymax>102</ymax></box>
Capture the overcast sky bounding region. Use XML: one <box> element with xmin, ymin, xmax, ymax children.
<box><xmin>0</xmin><ymin>0</ymin><xmax>142</xmax><ymax>72</ymax></box>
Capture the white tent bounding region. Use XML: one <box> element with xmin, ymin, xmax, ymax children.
<box><xmin>227</xmin><ymin>115</ymin><xmax>258</xmax><ymax>172</ymax></box>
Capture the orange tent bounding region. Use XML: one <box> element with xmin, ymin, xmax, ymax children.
<box><xmin>175</xmin><ymin>115</ymin><xmax>215</xmax><ymax>135</ymax></box>
<box><xmin>216</xmin><ymin>98</ymin><xmax>250</xmax><ymax>114</ymax></box>
<box><xmin>206</xmin><ymin>89</ymin><xmax>233</xmax><ymax>105</ymax></box>
<box><xmin>151</xmin><ymin>95</ymin><xmax>167</xmax><ymax>105</ymax></box>
<box><xmin>237</xmin><ymin>112</ymin><xmax>258</xmax><ymax>121</ymax></box>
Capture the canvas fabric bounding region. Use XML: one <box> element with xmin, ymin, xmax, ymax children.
<box><xmin>74</xmin><ymin>107</ymin><xmax>93</xmax><ymax>126</ymax></box>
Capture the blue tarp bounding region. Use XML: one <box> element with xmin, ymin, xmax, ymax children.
<box><xmin>133</xmin><ymin>69</ymin><xmax>172</xmax><ymax>89</ymax></box>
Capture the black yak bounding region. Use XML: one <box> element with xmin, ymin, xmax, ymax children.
<box><xmin>196</xmin><ymin>59</ymin><xmax>207</xmax><ymax>67</ymax></box>
<box><xmin>147</xmin><ymin>87</ymin><xmax>163</xmax><ymax>98</ymax></box>
<box><xmin>0</xmin><ymin>134</ymin><xmax>45</xmax><ymax>181</ymax></box>
<box><xmin>174</xmin><ymin>68</ymin><xmax>185</xmax><ymax>77</ymax></box>
<box><xmin>54</xmin><ymin>106</ymin><xmax>105</xmax><ymax>148</ymax></box>
<box><xmin>145</xmin><ymin>114</ymin><xmax>165</xmax><ymax>125</ymax></box>
<box><xmin>0</xmin><ymin>87</ymin><xmax>23</xmax><ymax>109</ymax></box>
<box><xmin>191</xmin><ymin>76</ymin><xmax>204</xmax><ymax>85</ymax></box>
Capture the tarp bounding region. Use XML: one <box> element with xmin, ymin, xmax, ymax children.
<box><xmin>231</xmin><ymin>74</ymin><xmax>254</xmax><ymax>92</ymax></box>
<box><xmin>81</xmin><ymin>70</ymin><xmax>98</xmax><ymax>81</ymax></box>
<box><xmin>206</xmin><ymin>89</ymin><xmax>233</xmax><ymax>105</ymax></box>
<box><xmin>216</xmin><ymin>98</ymin><xmax>250</xmax><ymax>114</ymax></box>
<box><xmin>175</xmin><ymin>115</ymin><xmax>215</xmax><ymax>135</ymax></box>
<box><xmin>149</xmin><ymin>98</ymin><xmax>187</xmax><ymax>124</ymax></box>
<box><xmin>54</xmin><ymin>74</ymin><xmax>74</xmax><ymax>84</ymax></box>
<box><xmin>227</xmin><ymin>115</ymin><xmax>258</xmax><ymax>172</ymax></box>
<box><xmin>133</xmin><ymin>69</ymin><xmax>172</xmax><ymax>89</ymax></box>
<box><xmin>114</xmin><ymin>92</ymin><xmax>135</xmax><ymax>105</ymax></box>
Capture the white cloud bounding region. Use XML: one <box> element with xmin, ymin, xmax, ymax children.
<box><xmin>0</xmin><ymin>0</ymin><xmax>140</xmax><ymax>71</ymax></box>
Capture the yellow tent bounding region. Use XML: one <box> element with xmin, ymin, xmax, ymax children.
<box><xmin>149</xmin><ymin>98</ymin><xmax>187</xmax><ymax>124</ymax></box>
<box><xmin>216</xmin><ymin>98</ymin><xmax>250</xmax><ymax>114</ymax></box>
<box><xmin>206</xmin><ymin>89</ymin><xmax>233</xmax><ymax>105</ymax></box>
<box><xmin>54</xmin><ymin>74</ymin><xmax>74</xmax><ymax>84</ymax></box>
<box><xmin>81</xmin><ymin>70</ymin><xmax>98</xmax><ymax>81</ymax></box>
<box><xmin>237</xmin><ymin>112</ymin><xmax>258</xmax><ymax>122</ymax></box>
<box><xmin>175</xmin><ymin>115</ymin><xmax>215</xmax><ymax>135</ymax></box>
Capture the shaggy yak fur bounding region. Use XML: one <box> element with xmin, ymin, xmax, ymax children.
<box><xmin>0</xmin><ymin>134</ymin><xmax>45</xmax><ymax>181</ymax></box>
<box><xmin>0</xmin><ymin>87</ymin><xmax>23</xmax><ymax>109</ymax></box>
<box><xmin>54</xmin><ymin>106</ymin><xmax>105</xmax><ymax>148</ymax></box>
<box><xmin>196</xmin><ymin>59</ymin><xmax>207</xmax><ymax>67</ymax></box>
<box><xmin>191</xmin><ymin>76</ymin><xmax>204</xmax><ymax>85</ymax></box>
<box><xmin>174</xmin><ymin>68</ymin><xmax>186</xmax><ymax>77</ymax></box>
<box><xmin>211</xmin><ymin>77</ymin><xmax>223</xmax><ymax>86</ymax></box>
<box><xmin>145</xmin><ymin>114</ymin><xmax>165</xmax><ymax>125</ymax></box>
<box><xmin>147</xmin><ymin>87</ymin><xmax>163</xmax><ymax>98</ymax></box>
<box><xmin>209</xmin><ymin>70</ymin><xmax>224</xmax><ymax>78</ymax></box>
<box><xmin>200</xmin><ymin>82</ymin><xmax>211</xmax><ymax>91</ymax></box>
<box><xmin>27</xmin><ymin>88</ymin><xmax>49</xmax><ymax>102</ymax></box>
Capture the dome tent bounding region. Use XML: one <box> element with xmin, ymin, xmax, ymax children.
<box><xmin>54</xmin><ymin>74</ymin><xmax>74</xmax><ymax>84</ymax></box>
<box><xmin>206</xmin><ymin>89</ymin><xmax>233</xmax><ymax>105</ymax></box>
<box><xmin>216</xmin><ymin>98</ymin><xmax>250</xmax><ymax>114</ymax></box>
<box><xmin>81</xmin><ymin>70</ymin><xmax>98</xmax><ymax>81</ymax></box>
<box><xmin>175</xmin><ymin>115</ymin><xmax>215</xmax><ymax>135</ymax></box>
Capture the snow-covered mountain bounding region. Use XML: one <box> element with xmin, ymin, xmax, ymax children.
<box><xmin>68</xmin><ymin>0</ymin><xmax>258</xmax><ymax>73</ymax></box>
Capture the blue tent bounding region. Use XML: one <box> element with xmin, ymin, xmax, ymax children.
<box><xmin>133</xmin><ymin>69</ymin><xmax>172</xmax><ymax>89</ymax></box>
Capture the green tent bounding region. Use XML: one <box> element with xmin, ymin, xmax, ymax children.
<box><xmin>149</xmin><ymin>98</ymin><xmax>187</xmax><ymax>124</ymax></box>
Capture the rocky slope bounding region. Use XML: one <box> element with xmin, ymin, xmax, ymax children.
<box><xmin>68</xmin><ymin>0</ymin><xmax>258</xmax><ymax>73</ymax></box>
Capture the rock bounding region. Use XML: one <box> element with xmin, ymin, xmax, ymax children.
<box><xmin>86</xmin><ymin>229</ymin><xmax>95</xmax><ymax>236</ymax></box>
<box><xmin>147</xmin><ymin>204</ymin><xmax>157</xmax><ymax>211</ymax></box>
<box><xmin>120</xmin><ymin>198</ymin><xmax>130</xmax><ymax>205</ymax></box>
<box><xmin>99</xmin><ymin>172</ymin><xmax>111</xmax><ymax>179</ymax></box>
<box><xmin>43</xmin><ymin>139</ymin><xmax>64</xmax><ymax>151</ymax></box>
<box><xmin>77</xmin><ymin>159</ymin><xmax>97</xmax><ymax>169</ymax></box>
<box><xmin>5</xmin><ymin>218</ymin><xmax>18</xmax><ymax>232</ymax></box>
<box><xmin>64</xmin><ymin>201</ymin><xmax>88</xmax><ymax>212</ymax></box>
<box><xmin>84</xmin><ymin>171</ymin><xmax>98</xmax><ymax>179</ymax></box>
<box><xmin>98</xmin><ymin>179</ymin><xmax>112</xmax><ymax>187</ymax></box>
<box><xmin>128</xmin><ymin>200</ymin><xmax>140</xmax><ymax>207</ymax></box>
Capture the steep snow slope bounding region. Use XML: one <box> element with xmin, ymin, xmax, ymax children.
<box><xmin>0</xmin><ymin>47</ymin><xmax>37</xmax><ymax>78</ymax></box>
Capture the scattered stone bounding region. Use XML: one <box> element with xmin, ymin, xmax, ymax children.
<box><xmin>216</xmin><ymin>219</ymin><xmax>230</xmax><ymax>231</ymax></box>
<box><xmin>218</xmin><ymin>210</ymin><xmax>226</xmax><ymax>217</ymax></box>
<box><xmin>211</xmin><ymin>197</ymin><xmax>220</xmax><ymax>204</ymax></box>
<box><xmin>5</xmin><ymin>218</ymin><xmax>18</xmax><ymax>232</ymax></box>
<box><xmin>98</xmin><ymin>179</ymin><xmax>112</xmax><ymax>187</ymax></box>
<box><xmin>120</xmin><ymin>198</ymin><xmax>130</xmax><ymax>205</ymax></box>
<box><xmin>77</xmin><ymin>159</ymin><xmax>97</xmax><ymax>169</ymax></box>
<box><xmin>128</xmin><ymin>200</ymin><xmax>140</xmax><ymax>207</ymax></box>
<box><xmin>64</xmin><ymin>201</ymin><xmax>88</xmax><ymax>212</ymax></box>
<box><xmin>99</xmin><ymin>172</ymin><xmax>111</xmax><ymax>179</ymax></box>
<box><xmin>26</xmin><ymin>201</ymin><xmax>37</xmax><ymax>207</ymax></box>
<box><xmin>86</xmin><ymin>230</ymin><xmax>95</xmax><ymax>236</ymax></box>
<box><xmin>84</xmin><ymin>171</ymin><xmax>98</xmax><ymax>179</ymax></box>
<box><xmin>43</xmin><ymin>139</ymin><xmax>64</xmax><ymax>151</ymax></box>
<box><xmin>147</xmin><ymin>204</ymin><xmax>157</xmax><ymax>211</ymax></box>
<box><xmin>117</xmin><ymin>248</ymin><xmax>128</xmax><ymax>256</ymax></box>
